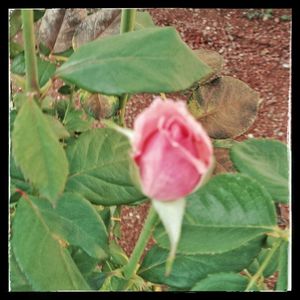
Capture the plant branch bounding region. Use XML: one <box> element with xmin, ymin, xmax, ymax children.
<box><xmin>122</xmin><ymin>206</ymin><xmax>158</xmax><ymax>280</ymax></box>
<box><xmin>245</xmin><ymin>238</ymin><xmax>284</xmax><ymax>291</ymax></box>
<box><xmin>120</xmin><ymin>9</ymin><xmax>137</xmax><ymax>34</ymax></box>
<box><xmin>118</xmin><ymin>9</ymin><xmax>137</xmax><ymax>127</ymax></box>
<box><xmin>118</xmin><ymin>94</ymin><xmax>129</xmax><ymax>127</ymax></box>
<box><xmin>21</xmin><ymin>10</ymin><xmax>40</xmax><ymax>95</ymax></box>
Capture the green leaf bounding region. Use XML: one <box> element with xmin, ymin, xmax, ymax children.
<box><xmin>56</xmin><ymin>27</ymin><xmax>212</xmax><ymax>95</ymax></box>
<box><xmin>39</xmin><ymin>42</ymin><xmax>51</xmax><ymax>56</ymax></box>
<box><xmin>108</xmin><ymin>240</ymin><xmax>129</xmax><ymax>267</ymax></box>
<box><xmin>230</xmin><ymin>139</ymin><xmax>289</xmax><ymax>203</ymax></box>
<box><xmin>33</xmin><ymin>9</ymin><xmax>45</xmax><ymax>22</ymax></box>
<box><xmin>154</xmin><ymin>174</ymin><xmax>276</xmax><ymax>255</ymax></box>
<box><xmin>10</xmin><ymin>155</ymin><xmax>32</xmax><ymax>198</ymax></box>
<box><xmin>11</xmin><ymin>52</ymin><xmax>25</xmax><ymax>75</ymax></box>
<box><xmin>41</xmin><ymin>96</ymin><xmax>56</xmax><ymax>111</ymax></box>
<box><xmin>9</xmin><ymin>250</ymin><xmax>32</xmax><ymax>291</ymax></box>
<box><xmin>64</xmin><ymin>109</ymin><xmax>94</xmax><ymax>133</ymax></box>
<box><xmin>100</xmin><ymin>274</ymin><xmax>128</xmax><ymax>291</ymax></box>
<box><xmin>70</xmin><ymin>246</ymin><xmax>100</xmax><ymax>275</ymax></box>
<box><xmin>10</xmin><ymin>110</ymin><xmax>17</xmax><ymax>134</ymax></box>
<box><xmin>10</xmin><ymin>41</ymin><xmax>23</xmax><ymax>58</ymax></box>
<box><xmin>54</xmin><ymin>99</ymin><xmax>69</xmax><ymax>120</ymax></box>
<box><xmin>12</xmin><ymin>98</ymin><xmax>68</xmax><ymax>203</ymax></box>
<box><xmin>97</xmin><ymin>206</ymin><xmax>111</xmax><ymax>230</ymax></box>
<box><xmin>276</xmin><ymin>240</ymin><xmax>289</xmax><ymax>291</ymax></box>
<box><xmin>85</xmin><ymin>271</ymin><xmax>106</xmax><ymax>290</ymax></box>
<box><xmin>248</xmin><ymin>245</ymin><xmax>281</xmax><ymax>277</ymax></box>
<box><xmin>65</xmin><ymin>128</ymin><xmax>145</xmax><ymax>205</ymax></box>
<box><xmin>11</xmin><ymin>196</ymin><xmax>90</xmax><ymax>291</ymax></box>
<box><xmin>29</xmin><ymin>193</ymin><xmax>108</xmax><ymax>259</ymax></box>
<box><xmin>37</xmin><ymin>58</ymin><xmax>57</xmax><ymax>87</ymax></box>
<box><xmin>139</xmin><ymin>236</ymin><xmax>264</xmax><ymax>289</ymax></box>
<box><xmin>190</xmin><ymin>273</ymin><xmax>251</xmax><ymax>291</ymax></box>
<box><xmin>12</xmin><ymin>93</ymin><xmax>27</xmax><ymax>111</ymax></box>
<box><xmin>9</xmin><ymin>9</ymin><xmax>22</xmax><ymax>38</ymax></box>
<box><xmin>58</xmin><ymin>84</ymin><xmax>72</xmax><ymax>95</ymax></box>
<box><xmin>134</xmin><ymin>11</ymin><xmax>155</xmax><ymax>30</ymax></box>
<box><xmin>11</xmin><ymin>53</ymin><xmax>56</xmax><ymax>88</ymax></box>
<box><xmin>45</xmin><ymin>115</ymin><xmax>70</xmax><ymax>139</ymax></box>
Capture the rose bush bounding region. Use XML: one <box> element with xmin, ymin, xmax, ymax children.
<box><xmin>132</xmin><ymin>97</ymin><xmax>213</xmax><ymax>201</ymax></box>
<box><xmin>9</xmin><ymin>9</ymin><xmax>289</xmax><ymax>291</ymax></box>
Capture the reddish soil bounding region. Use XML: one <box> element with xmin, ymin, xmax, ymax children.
<box><xmin>119</xmin><ymin>8</ymin><xmax>291</xmax><ymax>290</ymax></box>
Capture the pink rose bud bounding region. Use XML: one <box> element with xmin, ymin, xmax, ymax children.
<box><xmin>132</xmin><ymin>97</ymin><xmax>213</xmax><ymax>201</ymax></box>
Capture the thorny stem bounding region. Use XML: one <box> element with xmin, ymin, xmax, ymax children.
<box><xmin>245</xmin><ymin>238</ymin><xmax>284</xmax><ymax>291</ymax></box>
<box><xmin>21</xmin><ymin>10</ymin><xmax>40</xmax><ymax>96</ymax></box>
<box><xmin>122</xmin><ymin>206</ymin><xmax>158</xmax><ymax>281</ymax></box>
<box><xmin>118</xmin><ymin>9</ymin><xmax>137</xmax><ymax>127</ymax></box>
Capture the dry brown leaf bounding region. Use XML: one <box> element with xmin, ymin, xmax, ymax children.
<box><xmin>194</xmin><ymin>49</ymin><xmax>224</xmax><ymax>84</ymax></box>
<box><xmin>195</xmin><ymin>76</ymin><xmax>261</xmax><ymax>139</ymax></box>
<box><xmin>213</xmin><ymin>148</ymin><xmax>236</xmax><ymax>176</ymax></box>
<box><xmin>38</xmin><ymin>9</ymin><xmax>87</xmax><ymax>53</ymax></box>
<box><xmin>83</xmin><ymin>94</ymin><xmax>119</xmax><ymax>120</ymax></box>
<box><xmin>72</xmin><ymin>9</ymin><xmax>121</xmax><ymax>50</ymax></box>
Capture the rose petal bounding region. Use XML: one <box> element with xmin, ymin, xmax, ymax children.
<box><xmin>138</xmin><ymin>129</ymin><xmax>201</xmax><ymax>200</ymax></box>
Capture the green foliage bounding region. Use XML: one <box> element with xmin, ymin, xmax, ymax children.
<box><xmin>244</xmin><ymin>9</ymin><xmax>273</xmax><ymax>21</ymax></box>
<box><xmin>12</xmin><ymin>98</ymin><xmax>69</xmax><ymax>203</ymax></box>
<box><xmin>70</xmin><ymin>246</ymin><xmax>100</xmax><ymax>276</ymax></box>
<box><xmin>231</xmin><ymin>139</ymin><xmax>289</xmax><ymax>203</ymax></box>
<box><xmin>108</xmin><ymin>240</ymin><xmax>129</xmax><ymax>267</ymax></box>
<box><xmin>63</xmin><ymin>109</ymin><xmax>94</xmax><ymax>134</ymax></box>
<box><xmin>276</xmin><ymin>240</ymin><xmax>289</xmax><ymax>290</ymax></box>
<box><xmin>11</xmin><ymin>196</ymin><xmax>90</xmax><ymax>291</ymax></box>
<box><xmin>28</xmin><ymin>193</ymin><xmax>108</xmax><ymax>259</ymax></box>
<box><xmin>139</xmin><ymin>237</ymin><xmax>264</xmax><ymax>290</ymax></box>
<box><xmin>10</xmin><ymin>41</ymin><xmax>24</xmax><ymax>58</ymax></box>
<box><xmin>190</xmin><ymin>273</ymin><xmax>254</xmax><ymax>291</ymax></box>
<box><xmin>12</xmin><ymin>93</ymin><xmax>27</xmax><ymax>111</ymax></box>
<box><xmin>45</xmin><ymin>115</ymin><xmax>70</xmax><ymax>139</ymax></box>
<box><xmin>11</xmin><ymin>52</ymin><xmax>56</xmax><ymax>88</ymax></box>
<box><xmin>58</xmin><ymin>84</ymin><xmax>72</xmax><ymax>95</ymax></box>
<box><xmin>9</xmin><ymin>9</ymin><xmax>22</xmax><ymax>38</ymax></box>
<box><xmin>9</xmin><ymin>251</ymin><xmax>32</xmax><ymax>291</ymax></box>
<box><xmin>155</xmin><ymin>174</ymin><xmax>276</xmax><ymax>255</ymax></box>
<box><xmin>9</xmin><ymin>8</ymin><xmax>289</xmax><ymax>292</ymax></box>
<box><xmin>247</xmin><ymin>244</ymin><xmax>281</xmax><ymax>277</ymax></box>
<box><xmin>280</xmin><ymin>15</ymin><xmax>291</xmax><ymax>21</ymax></box>
<box><xmin>56</xmin><ymin>27</ymin><xmax>212</xmax><ymax>95</ymax></box>
<box><xmin>65</xmin><ymin>128</ymin><xmax>146</xmax><ymax>205</ymax></box>
<box><xmin>10</xmin><ymin>155</ymin><xmax>32</xmax><ymax>201</ymax></box>
<box><xmin>33</xmin><ymin>9</ymin><xmax>45</xmax><ymax>22</ymax></box>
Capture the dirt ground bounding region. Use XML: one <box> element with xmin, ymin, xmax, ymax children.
<box><xmin>119</xmin><ymin>8</ymin><xmax>291</xmax><ymax>290</ymax></box>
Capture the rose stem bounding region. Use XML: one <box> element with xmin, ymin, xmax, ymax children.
<box><xmin>245</xmin><ymin>238</ymin><xmax>284</xmax><ymax>291</ymax></box>
<box><xmin>122</xmin><ymin>206</ymin><xmax>158</xmax><ymax>280</ymax></box>
<box><xmin>21</xmin><ymin>9</ymin><xmax>40</xmax><ymax>96</ymax></box>
<box><xmin>118</xmin><ymin>9</ymin><xmax>136</xmax><ymax>127</ymax></box>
